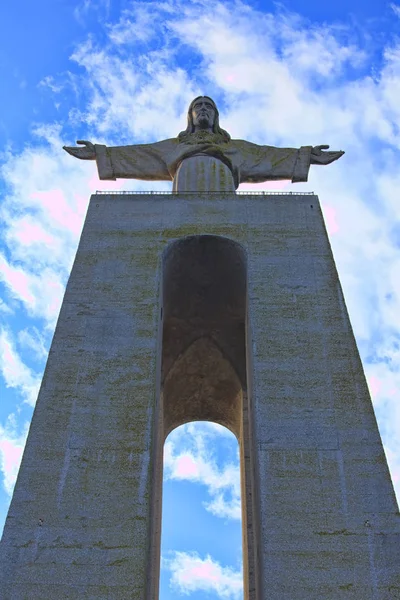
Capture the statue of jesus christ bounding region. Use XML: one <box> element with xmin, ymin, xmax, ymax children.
<box><xmin>64</xmin><ymin>96</ymin><xmax>344</xmax><ymax>192</ymax></box>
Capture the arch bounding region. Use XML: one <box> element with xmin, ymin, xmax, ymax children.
<box><xmin>150</xmin><ymin>234</ymin><xmax>259</xmax><ymax>600</ymax></box>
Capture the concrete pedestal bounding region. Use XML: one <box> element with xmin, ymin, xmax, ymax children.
<box><xmin>1</xmin><ymin>192</ymin><xmax>399</xmax><ymax>599</ymax></box>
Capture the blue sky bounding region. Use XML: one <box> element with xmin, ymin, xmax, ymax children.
<box><xmin>1</xmin><ymin>0</ymin><xmax>400</xmax><ymax>597</ymax></box>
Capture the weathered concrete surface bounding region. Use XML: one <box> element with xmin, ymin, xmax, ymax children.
<box><xmin>0</xmin><ymin>192</ymin><xmax>399</xmax><ymax>599</ymax></box>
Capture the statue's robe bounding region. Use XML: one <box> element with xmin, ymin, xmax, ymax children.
<box><xmin>94</xmin><ymin>137</ymin><xmax>313</xmax><ymax>192</ymax></box>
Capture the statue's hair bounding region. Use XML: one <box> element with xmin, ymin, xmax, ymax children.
<box><xmin>178</xmin><ymin>96</ymin><xmax>231</xmax><ymax>143</ymax></box>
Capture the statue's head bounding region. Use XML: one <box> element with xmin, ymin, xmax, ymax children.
<box><xmin>178</xmin><ymin>96</ymin><xmax>231</xmax><ymax>143</ymax></box>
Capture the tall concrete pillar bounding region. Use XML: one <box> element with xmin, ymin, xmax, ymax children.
<box><xmin>1</xmin><ymin>192</ymin><xmax>399</xmax><ymax>599</ymax></box>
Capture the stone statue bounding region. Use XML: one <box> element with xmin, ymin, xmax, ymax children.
<box><xmin>63</xmin><ymin>96</ymin><xmax>344</xmax><ymax>192</ymax></box>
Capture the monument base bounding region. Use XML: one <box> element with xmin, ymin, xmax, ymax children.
<box><xmin>1</xmin><ymin>192</ymin><xmax>399</xmax><ymax>599</ymax></box>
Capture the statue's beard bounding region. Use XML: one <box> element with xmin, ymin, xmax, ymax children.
<box><xmin>197</xmin><ymin>115</ymin><xmax>211</xmax><ymax>128</ymax></box>
<box><xmin>179</xmin><ymin>130</ymin><xmax>227</xmax><ymax>145</ymax></box>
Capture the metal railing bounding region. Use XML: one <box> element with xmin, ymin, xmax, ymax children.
<box><xmin>95</xmin><ymin>190</ymin><xmax>315</xmax><ymax>195</ymax></box>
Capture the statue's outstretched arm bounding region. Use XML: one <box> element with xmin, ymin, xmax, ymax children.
<box><xmin>63</xmin><ymin>139</ymin><xmax>172</xmax><ymax>182</ymax></box>
<box><xmin>310</xmin><ymin>145</ymin><xmax>345</xmax><ymax>165</ymax></box>
<box><xmin>238</xmin><ymin>140</ymin><xmax>345</xmax><ymax>184</ymax></box>
<box><xmin>63</xmin><ymin>140</ymin><xmax>96</xmax><ymax>160</ymax></box>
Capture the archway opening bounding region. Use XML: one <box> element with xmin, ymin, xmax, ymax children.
<box><xmin>159</xmin><ymin>421</ymin><xmax>243</xmax><ymax>599</ymax></box>
<box><xmin>150</xmin><ymin>235</ymin><xmax>257</xmax><ymax>600</ymax></box>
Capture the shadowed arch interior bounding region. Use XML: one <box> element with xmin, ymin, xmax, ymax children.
<box><xmin>163</xmin><ymin>336</ymin><xmax>242</xmax><ymax>438</ymax></box>
<box><xmin>161</xmin><ymin>234</ymin><xmax>247</xmax><ymax>440</ymax></box>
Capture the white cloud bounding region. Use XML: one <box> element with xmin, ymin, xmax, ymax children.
<box><xmin>0</xmin><ymin>413</ymin><xmax>29</xmax><ymax>496</ymax></box>
<box><xmin>69</xmin><ymin>41</ymin><xmax>197</xmax><ymax>142</ymax></box>
<box><xmin>0</xmin><ymin>328</ymin><xmax>41</xmax><ymax>406</ymax></box>
<box><xmin>18</xmin><ymin>327</ymin><xmax>49</xmax><ymax>362</ymax></box>
<box><xmin>73</xmin><ymin>0</ymin><xmax>110</xmax><ymax>26</ymax></box>
<box><xmin>107</xmin><ymin>4</ymin><xmax>156</xmax><ymax>44</ymax></box>
<box><xmin>73</xmin><ymin>0</ymin><xmax>92</xmax><ymax>24</ymax></box>
<box><xmin>162</xmin><ymin>550</ymin><xmax>243</xmax><ymax>598</ymax></box>
<box><xmin>205</xmin><ymin>492</ymin><xmax>242</xmax><ymax>521</ymax></box>
<box><xmin>390</xmin><ymin>3</ymin><xmax>400</xmax><ymax>18</ymax></box>
<box><xmin>0</xmin><ymin>298</ymin><xmax>13</xmax><ymax>315</ymax></box>
<box><xmin>279</xmin><ymin>20</ymin><xmax>366</xmax><ymax>76</ymax></box>
<box><xmin>0</xmin><ymin>254</ymin><xmax>65</xmax><ymax>326</ymax></box>
<box><xmin>165</xmin><ymin>423</ymin><xmax>241</xmax><ymax>520</ymax></box>
<box><xmin>39</xmin><ymin>75</ymin><xmax>64</xmax><ymax>94</ymax></box>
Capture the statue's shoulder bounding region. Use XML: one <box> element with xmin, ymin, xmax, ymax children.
<box><xmin>122</xmin><ymin>137</ymin><xmax>178</xmax><ymax>151</ymax></box>
<box><xmin>148</xmin><ymin>137</ymin><xmax>180</xmax><ymax>152</ymax></box>
<box><xmin>229</xmin><ymin>138</ymin><xmax>270</xmax><ymax>160</ymax></box>
<box><xmin>157</xmin><ymin>137</ymin><xmax>180</xmax><ymax>145</ymax></box>
<box><xmin>230</xmin><ymin>138</ymin><xmax>263</xmax><ymax>150</ymax></box>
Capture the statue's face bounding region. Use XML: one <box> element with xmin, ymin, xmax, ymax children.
<box><xmin>191</xmin><ymin>97</ymin><xmax>216</xmax><ymax>130</ymax></box>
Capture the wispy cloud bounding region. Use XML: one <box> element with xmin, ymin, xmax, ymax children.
<box><xmin>390</xmin><ymin>3</ymin><xmax>400</xmax><ymax>18</ymax></box>
<box><xmin>18</xmin><ymin>327</ymin><xmax>49</xmax><ymax>362</ymax></box>
<box><xmin>69</xmin><ymin>41</ymin><xmax>197</xmax><ymax>142</ymax></box>
<box><xmin>0</xmin><ymin>328</ymin><xmax>41</xmax><ymax>406</ymax></box>
<box><xmin>162</xmin><ymin>550</ymin><xmax>243</xmax><ymax>598</ymax></box>
<box><xmin>38</xmin><ymin>75</ymin><xmax>64</xmax><ymax>94</ymax></box>
<box><xmin>0</xmin><ymin>414</ymin><xmax>29</xmax><ymax>496</ymax></box>
<box><xmin>0</xmin><ymin>298</ymin><xmax>13</xmax><ymax>315</ymax></box>
<box><xmin>0</xmin><ymin>255</ymin><xmax>65</xmax><ymax>326</ymax></box>
<box><xmin>73</xmin><ymin>0</ymin><xmax>111</xmax><ymax>26</ymax></box>
<box><xmin>107</xmin><ymin>4</ymin><xmax>155</xmax><ymax>44</ymax></box>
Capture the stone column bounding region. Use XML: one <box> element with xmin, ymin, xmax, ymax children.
<box><xmin>245</xmin><ymin>195</ymin><xmax>400</xmax><ymax>599</ymax></box>
<box><xmin>0</xmin><ymin>196</ymin><xmax>165</xmax><ymax>599</ymax></box>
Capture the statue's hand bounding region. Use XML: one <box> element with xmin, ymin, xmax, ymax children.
<box><xmin>63</xmin><ymin>140</ymin><xmax>96</xmax><ymax>160</ymax></box>
<box><xmin>310</xmin><ymin>145</ymin><xmax>344</xmax><ymax>165</ymax></box>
